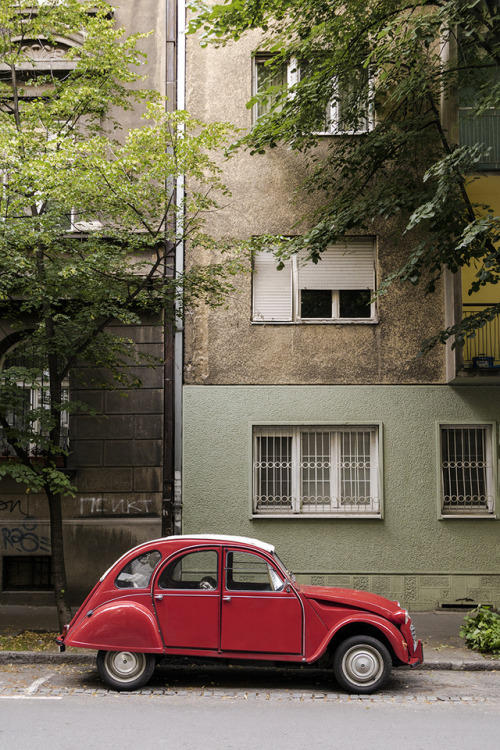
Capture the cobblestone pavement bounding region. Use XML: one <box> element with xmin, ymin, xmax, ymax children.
<box><xmin>1</xmin><ymin>663</ymin><xmax>500</xmax><ymax>705</ymax></box>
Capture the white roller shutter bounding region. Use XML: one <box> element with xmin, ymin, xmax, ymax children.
<box><xmin>252</xmin><ymin>251</ymin><xmax>293</xmax><ymax>321</ymax></box>
<box><xmin>298</xmin><ymin>239</ymin><xmax>375</xmax><ymax>290</ymax></box>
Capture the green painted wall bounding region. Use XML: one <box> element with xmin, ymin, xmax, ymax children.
<box><xmin>183</xmin><ymin>384</ymin><xmax>500</xmax><ymax>610</ymax></box>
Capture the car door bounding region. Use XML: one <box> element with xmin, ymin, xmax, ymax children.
<box><xmin>220</xmin><ymin>548</ymin><xmax>303</xmax><ymax>655</ymax></box>
<box><xmin>153</xmin><ymin>547</ymin><xmax>220</xmax><ymax>650</ymax></box>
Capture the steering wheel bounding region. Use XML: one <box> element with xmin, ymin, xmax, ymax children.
<box><xmin>199</xmin><ymin>576</ymin><xmax>217</xmax><ymax>590</ymax></box>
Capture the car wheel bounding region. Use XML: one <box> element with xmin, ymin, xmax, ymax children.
<box><xmin>96</xmin><ymin>650</ymin><xmax>156</xmax><ymax>691</ymax></box>
<box><xmin>333</xmin><ymin>635</ymin><xmax>392</xmax><ymax>694</ymax></box>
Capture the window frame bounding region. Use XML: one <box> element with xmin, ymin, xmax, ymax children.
<box><xmin>437</xmin><ymin>422</ymin><xmax>497</xmax><ymax>519</ymax></box>
<box><xmin>250</xmin><ymin>422</ymin><xmax>383</xmax><ymax>519</ymax></box>
<box><xmin>251</xmin><ymin>239</ymin><xmax>377</xmax><ymax>325</ymax></box>
<box><xmin>0</xmin><ymin>351</ymin><xmax>70</xmax><ymax>457</ymax></box>
<box><xmin>253</xmin><ymin>55</ymin><xmax>374</xmax><ymax>134</ymax></box>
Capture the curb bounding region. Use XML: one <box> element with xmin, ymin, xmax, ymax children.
<box><xmin>423</xmin><ymin>659</ymin><xmax>500</xmax><ymax>671</ymax></box>
<box><xmin>1</xmin><ymin>651</ymin><xmax>499</xmax><ymax>670</ymax></box>
<box><xmin>0</xmin><ymin>651</ymin><xmax>94</xmax><ymax>665</ymax></box>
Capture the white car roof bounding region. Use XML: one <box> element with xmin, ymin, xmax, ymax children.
<box><xmin>170</xmin><ymin>534</ymin><xmax>275</xmax><ymax>553</ymax></box>
<box><xmin>100</xmin><ymin>534</ymin><xmax>275</xmax><ymax>581</ymax></box>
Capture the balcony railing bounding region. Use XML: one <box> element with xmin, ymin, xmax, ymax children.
<box><xmin>462</xmin><ymin>304</ymin><xmax>500</xmax><ymax>366</ymax></box>
<box><xmin>459</xmin><ymin>109</ymin><xmax>500</xmax><ymax>171</ymax></box>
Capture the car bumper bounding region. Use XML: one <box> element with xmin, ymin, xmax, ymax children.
<box><xmin>408</xmin><ymin>639</ymin><xmax>423</xmax><ymax>667</ymax></box>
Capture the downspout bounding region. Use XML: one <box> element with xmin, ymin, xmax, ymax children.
<box><xmin>162</xmin><ymin>0</ymin><xmax>180</xmax><ymax>535</ymax></box>
<box><xmin>173</xmin><ymin>0</ymin><xmax>186</xmax><ymax>532</ymax></box>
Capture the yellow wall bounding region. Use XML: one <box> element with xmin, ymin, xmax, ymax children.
<box><xmin>462</xmin><ymin>175</ymin><xmax>500</xmax><ymax>362</ymax></box>
<box><xmin>463</xmin><ymin>175</ymin><xmax>500</xmax><ymax>304</ymax></box>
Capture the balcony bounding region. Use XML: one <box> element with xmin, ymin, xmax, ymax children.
<box><xmin>459</xmin><ymin>108</ymin><xmax>500</xmax><ymax>171</ymax></box>
<box><xmin>457</xmin><ymin>304</ymin><xmax>500</xmax><ymax>381</ymax></box>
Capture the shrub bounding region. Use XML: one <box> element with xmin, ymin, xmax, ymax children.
<box><xmin>460</xmin><ymin>606</ymin><xmax>500</xmax><ymax>654</ymax></box>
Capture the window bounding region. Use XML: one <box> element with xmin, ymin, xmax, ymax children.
<box><xmin>458</xmin><ymin>49</ymin><xmax>500</xmax><ymax>170</ymax></box>
<box><xmin>115</xmin><ymin>550</ymin><xmax>162</xmax><ymax>589</ymax></box>
<box><xmin>252</xmin><ymin>239</ymin><xmax>376</xmax><ymax>323</ymax></box>
<box><xmin>2</xmin><ymin>556</ymin><xmax>53</xmax><ymax>591</ymax></box>
<box><xmin>253</xmin><ymin>56</ymin><xmax>373</xmax><ymax>134</ymax></box>
<box><xmin>253</xmin><ymin>425</ymin><xmax>381</xmax><ymax>517</ymax></box>
<box><xmin>225</xmin><ymin>551</ymin><xmax>284</xmax><ymax>591</ymax></box>
<box><xmin>158</xmin><ymin>550</ymin><xmax>219</xmax><ymax>590</ymax></box>
<box><xmin>0</xmin><ymin>350</ymin><xmax>69</xmax><ymax>457</ymax></box>
<box><xmin>253</xmin><ymin>56</ymin><xmax>287</xmax><ymax>120</ymax></box>
<box><xmin>440</xmin><ymin>425</ymin><xmax>495</xmax><ymax>516</ymax></box>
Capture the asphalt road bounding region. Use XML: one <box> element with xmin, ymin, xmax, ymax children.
<box><xmin>1</xmin><ymin>662</ymin><xmax>500</xmax><ymax>749</ymax></box>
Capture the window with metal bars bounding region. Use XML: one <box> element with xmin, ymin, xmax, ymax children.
<box><xmin>253</xmin><ymin>425</ymin><xmax>380</xmax><ymax>516</ymax></box>
<box><xmin>2</xmin><ymin>556</ymin><xmax>53</xmax><ymax>591</ymax></box>
<box><xmin>440</xmin><ymin>425</ymin><xmax>495</xmax><ymax>515</ymax></box>
<box><xmin>0</xmin><ymin>349</ymin><xmax>69</xmax><ymax>457</ymax></box>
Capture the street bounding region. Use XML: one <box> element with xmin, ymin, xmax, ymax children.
<box><xmin>1</xmin><ymin>662</ymin><xmax>499</xmax><ymax>749</ymax></box>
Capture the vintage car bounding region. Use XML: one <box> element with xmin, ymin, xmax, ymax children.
<box><xmin>57</xmin><ymin>534</ymin><xmax>423</xmax><ymax>693</ymax></box>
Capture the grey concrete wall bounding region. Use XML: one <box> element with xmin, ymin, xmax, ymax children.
<box><xmin>0</xmin><ymin>3</ymin><xmax>168</xmax><ymax>605</ymax></box>
<box><xmin>0</xmin><ymin>319</ymin><xmax>163</xmax><ymax>603</ymax></box>
<box><xmin>182</xmin><ymin>384</ymin><xmax>500</xmax><ymax>610</ymax></box>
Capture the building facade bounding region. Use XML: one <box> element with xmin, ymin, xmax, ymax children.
<box><xmin>0</xmin><ymin>3</ymin><xmax>498</xmax><ymax>612</ymax></box>
<box><xmin>0</xmin><ymin>1</ymin><xmax>174</xmax><ymax>605</ymax></box>
<box><xmin>181</xmin><ymin>25</ymin><xmax>500</xmax><ymax>610</ymax></box>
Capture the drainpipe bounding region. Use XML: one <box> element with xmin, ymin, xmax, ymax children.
<box><xmin>173</xmin><ymin>0</ymin><xmax>186</xmax><ymax>534</ymax></box>
<box><xmin>162</xmin><ymin>0</ymin><xmax>185</xmax><ymax>535</ymax></box>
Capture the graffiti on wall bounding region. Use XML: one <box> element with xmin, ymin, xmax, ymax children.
<box><xmin>0</xmin><ymin>499</ymin><xmax>30</xmax><ymax>517</ymax></box>
<box><xmin>79</xmin><ymin>497</ymin><xmax>155</xmax><ymax>516</ymax></box>
<box><xmin>1</xmin><ymin>523</ymin><xmax>51</xmax><ymax>553</ymax></box>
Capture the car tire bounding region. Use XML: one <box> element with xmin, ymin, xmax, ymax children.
<box><xmin>96</xmin><ymin>650</ymin><xmax>156</xmax><ymax>691</ymax></box>
<box><xmin>333</xmin><ymin>635</ymin><xmax>392</xmax><ymax>694</ymax></box>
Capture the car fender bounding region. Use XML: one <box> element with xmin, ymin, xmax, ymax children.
<box><xmin>64</xmin><ymin>600</ymin><xmax>164</xmax><ymax>653</ymax></box>
<box><xmin>306</xmin><ymin>613</ymin><xmax>409</xmax><ymax>664</ymax></box>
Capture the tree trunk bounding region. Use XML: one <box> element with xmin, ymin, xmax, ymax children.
<box><xmin>47</xmin><ymin>488</ymin><xmax>72</xmax><ymax>630</ymax></box>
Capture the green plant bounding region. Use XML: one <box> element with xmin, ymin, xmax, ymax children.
<box><xmin>460</xmin><ymin>606</ymin><xmax>500</xmax><ymax>655</ymax></box>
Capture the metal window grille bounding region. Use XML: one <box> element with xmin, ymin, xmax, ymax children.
<box><xmin>0</xmin><ymin>354</ymin><xmax>69</xmax><ymax>456</ymax></box>
<box><xmin>253</xmin><ymin>426</ymin><xmax>379</xmax><ymax>515</ymax></box>
<box><xmin>2</xmin><ymin>556</ymin><xmax>53</xmax><ymax>591</ymax></box>
<box><xmin>441</xmin><ymin>425</ymin><xmax>494</xmax><ymax>514</ymax></box>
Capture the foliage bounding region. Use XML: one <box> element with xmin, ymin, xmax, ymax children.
<box><xmin>189</xmin><ymin>0</ymin><xmax>500</xmax><ymax>350</ymax></box>
<box><xmin>0</xmin><ymin>631</ymin><xmax>59</xmax><ymax>652</ymax></box>
<box><xmin>0</xmin><ymin>0</ymin><xmax>247</xmax><ymax>626</ymax></box>
<box><xmin>460</xmin><ymin>605</ymin><xmax>500</xmax><ymax>654</ymax></box>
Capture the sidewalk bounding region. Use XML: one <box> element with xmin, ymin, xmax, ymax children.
<box><xmin>0</xmin><ymin>605</ymin><xmax>499</xmax><ymax>670</ymax></box>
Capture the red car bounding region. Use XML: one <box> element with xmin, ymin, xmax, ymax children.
<box><xmin>57</xmin><ymin>534</ymin><xmax>423</xmax><ymax>693</ymax></box>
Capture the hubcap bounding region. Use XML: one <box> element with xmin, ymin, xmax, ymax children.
<box><xmin>342</xmin><ymin>645</ymin><xmax>383</xmax><ymax>687</ymax></box>
<box><xmin>105</xmin><ymin>651</ymin><xmax>146</xmax><ymax>684</ymax></box>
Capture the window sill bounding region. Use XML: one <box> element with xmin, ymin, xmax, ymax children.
<box><xmin>439</xmin><ymin>513</ymin><xmax>497</xmax><ymax>520</ymax></box>
<box><xmin>252</xmin><ymin>513</ymin><xmax>382</xmax><ymax>520</ymax></box>
<box><xmin>251</xmin><ymin>318</ymin><xmax>378</xmax><ymax>326</ymax></box>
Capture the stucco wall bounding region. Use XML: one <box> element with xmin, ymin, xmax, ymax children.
<box><xmin>182</xmin><ymin>384</ymin><xmax>500</xmax><ymax>609</ymax></box>
<box><xmin>184</xmin><ymin>31</ymin><xmax>447</xmax><ymax>385</ymax></box>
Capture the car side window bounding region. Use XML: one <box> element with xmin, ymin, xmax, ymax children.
<box><xmin>225</xmin><ymin>551</ymin><xmax>284</xmax><ymax>592</ymax></box>
<box><xmin>158</xmin><ymin>550</ymin><xmax>219</xmax><ymax>590</ymax></box>
<box><xmin>115</xmin><ymin>550</ymin><xmax>162</xmax><ymax>589</ymax></box>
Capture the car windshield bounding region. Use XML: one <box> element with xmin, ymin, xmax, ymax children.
<box><xmin>273</xmin><ymin>552</ymin><xmax>295</xmax><ymax>583</ymax></box>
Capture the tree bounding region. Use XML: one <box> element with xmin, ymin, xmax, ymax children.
<box><xmin>0</xmin><ymin>0</ymin><xmax>246</xmax><ymax>628</ymax></box>
<box><xmin>189</xmin><ymin>0</ymin><xmax>500</xmax><ymax>352</ymax></box>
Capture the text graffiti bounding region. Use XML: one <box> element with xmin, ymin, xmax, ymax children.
<box><xmin>0</xmin><ymin>499</ymin><xmax>29</xmax><ymax>517</ymax></box>
<box><xmin>1</xmin><ymin>523</ymin><xmax>51</xmax><ymax>553</ymax></box>
<box><xmin>79</xmin><ymin>497</ymin><xmax>154</xmax><ymax>516</ymax></box>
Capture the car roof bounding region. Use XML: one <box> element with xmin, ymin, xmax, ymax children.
<box><xmin>99</xmin><ymin>534</ymin><xmax>275</xmax><ymax>581</ymax></box>
<box><xmin>171</xmin><ymin>534</ymin><xmax>275</xmax><ymax>553</ymax></box>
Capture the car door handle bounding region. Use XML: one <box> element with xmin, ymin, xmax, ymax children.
<box><xmin>155</xmin><ymin>595</ymin><xmax>164</xmax><ymax>601</ymax></box>
<box><xmin>223</xmin><ymin>596</ymin><xmax>231</xmax><ymax>603</ymax></box>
